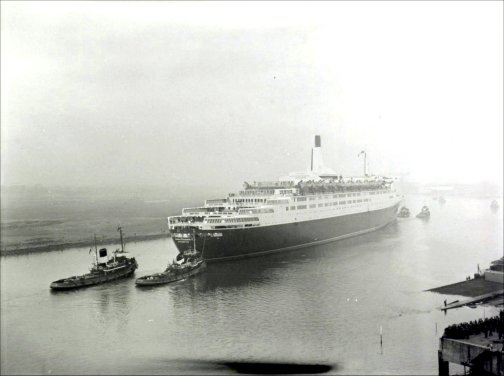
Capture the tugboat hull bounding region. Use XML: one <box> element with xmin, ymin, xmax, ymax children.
<box><xmin>136</xmin><ymin>262</ymin><xmax>206</xmax><ymax>286</ymax></box>
<box><xmin>172</xmin><ymin>203</ymin><xmax>400</xmax><ymax>262</ymax></box>
<box><xmin>50</xmin><ymin>259</ymin><xmax>138</xmax><ymax>290</ymax></box>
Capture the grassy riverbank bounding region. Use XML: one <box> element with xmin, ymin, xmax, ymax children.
<box><xmin>1</xmin><ymin>217</ymin><xmax>171</xmax><ymax>256</ymax></box>
<box><xmin>2</xmin><ymin>232</ymin><xmax>170</xmax><ymax>256</ymax></box>
<box><xmin>0</xmin><ymin>185</ymin><xmax>221</xmax><ymax>256</ymax></box>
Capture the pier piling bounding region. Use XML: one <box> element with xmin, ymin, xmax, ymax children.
<box><xmin>438</xmin><ymin>350</ymin><xmax>449</xmax><ymax>376</ymax></box>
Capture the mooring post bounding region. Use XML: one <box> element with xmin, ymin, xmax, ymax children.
<box><xmin>438</xmin><ymin>350</ymin><xmax>449</xmax><ymax>376</ymax></box>
<box><xmin>379</xmin><ymin>325</ymin><xmax>383</xmax><ymax>355</ymax></box>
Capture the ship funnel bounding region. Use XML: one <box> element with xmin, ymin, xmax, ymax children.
<box><xmin>311</xmin><ymin>135</ymin><xmax>325</xmax><ymax>172</ymax></box>
<box><xmin>97</xmin><ymin>248</ymin><xmax>108</xmax><ymax>264</ymax></box>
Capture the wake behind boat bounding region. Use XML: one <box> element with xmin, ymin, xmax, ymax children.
<box><xmin>50</xmin><ymin>227</ymin><xmax>138</xmax><ymax>290</ymax></box>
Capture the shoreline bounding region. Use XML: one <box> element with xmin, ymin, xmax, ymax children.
<box><xmin>0</xmin><ymin>233</ymin><xmax>171</xmax><ymax>257</ymax></box>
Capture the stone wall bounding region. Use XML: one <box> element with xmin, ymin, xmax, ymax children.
<box><xmin>440</xmin><ymin>338</ymin><xmax>487</xmax><ymax>364</ymax></box>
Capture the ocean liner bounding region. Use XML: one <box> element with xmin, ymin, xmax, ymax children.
<box><xmin>168</xmin><ymin>136</ymin><xmax>402</xmax><ymax>262</ymax></box>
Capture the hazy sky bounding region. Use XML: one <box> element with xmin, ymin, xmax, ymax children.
<box><xmin>1</xmin><ymin>1</ymin><xmax>503</xmax><ymax>191</ymax></box>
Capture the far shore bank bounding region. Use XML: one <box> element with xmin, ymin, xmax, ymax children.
<box><xmin>1</xmin><ymin>232</ymin><xmax>171</xmax><ymax>257</ymax></box>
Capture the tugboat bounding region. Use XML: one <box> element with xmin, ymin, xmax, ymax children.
<box><xmin>416</xmin><ymin>206</ymin><xmax>431</xmax><ymax>219</ymax></box>
<box><xmin>490</xmin><ymin>200</ymin><xmax>499</xmax><ymax>210</ymax></box>
<box><xmin>136</xmin><ymin>232</ymin><xmax>206</xmax><ymax>286</ymax></box>
<box><xmin>50</xmin><ymin>227</ymin><xmax>138</xmax><ymax>290</ymax></box>
<box><xmin>397</xmin><ymin>206</ymin><xmax>410</xmax><ymax>218</ymax></box>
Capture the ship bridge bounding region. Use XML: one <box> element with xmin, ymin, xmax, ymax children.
<box><xmin>228</xmin><ymin>181</ymin><xmax>298</xmax><ymax>206</ymax></box>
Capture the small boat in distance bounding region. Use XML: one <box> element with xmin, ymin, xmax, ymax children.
<box><xmin>397</xmin><ymin>206</ymin><xmax>410</xmax><ymax>218</ymax></box>
<box><xmin>490</xmin><ymin>200</ymin><xmax>499</xmax><ymax>210</ymax></box>
<box><xmin>438</xmin><ymin>196</ymin><xmax>446</xmax><ymax>204</ymax></box>
<box><xmin>136</xmin><ymin>232</ymin><xmax>206</xmax><ymax>286</ymax></box>
<box><xmin>50</xmin><ymin>227</ymin><xmax>138</xmax><ymax>290</ymax></box>
<box><xmin>416</xmin><ymin>206</ymin><xmax>431</xmax><ymax>219</ymax></box>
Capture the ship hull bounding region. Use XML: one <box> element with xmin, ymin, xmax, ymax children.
<box><xmin>172</xmin><ymin>203</ymin><xmax>400</xmax><ymax>262</ymax></box>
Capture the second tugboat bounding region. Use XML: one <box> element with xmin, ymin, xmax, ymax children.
<box><xmin>136</xmin><ymin>232</ymin><xmax>206</xmax><ymax>286</ymax></box>
<box><xmin>50</xmin><ymin>227</ymin><xmax>138</xmax><ymax>290</ymax></box>
<box><xmin>416</xmin><ymin>206</ymin><xmax>431</xmax><ymax>219</ymax></box>
<box><xmin>397</xmin><ymin>206</ymin><xmax>410</xmax><ymax>218</ymax></box>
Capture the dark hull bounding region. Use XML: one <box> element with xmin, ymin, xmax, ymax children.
<box><xmin>172</xmin><ymin>203</ymin><xmax>400</xmax><ymax>262</ymax></box>
<box><xmin>136</xmin><ymin>262</ymin><xmax>206</xmax><ymax>286</ymax></box>
<box><xmin>50</xmin><ymin>261</ymin><xmax>137</xmax><ymax>290</ymax></box>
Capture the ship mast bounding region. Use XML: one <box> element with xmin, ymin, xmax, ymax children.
<box><xmin>358</xmin><ymin>150</ymin><xmax>368</xmax><ymax>176</ymax></box>
<box><xmin>117</xmin><ymin>226</ymin><xmax>125</xmax><ymax>252</ymax></box>
<box><xmin>93</xmin><ymin>234</ymin><xmax>98</xmax><ymax>265</ymax></box>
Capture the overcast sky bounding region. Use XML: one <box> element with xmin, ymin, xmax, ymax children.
<box><xmin>1</xmin><ymin>1</ymin><xmax>503</xmax><ymax>191</ymax></box>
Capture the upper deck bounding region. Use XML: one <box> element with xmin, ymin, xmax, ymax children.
<box><xmin>168</xmin><ymin>175</ymin><xmax>400</xmax><ymax>231</ymax></box>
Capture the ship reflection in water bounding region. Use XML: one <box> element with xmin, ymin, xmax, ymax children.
<box><xmin>1</xmin><ymin>195</ymin><xmax>502</xmax><ymax>375</ymax></box>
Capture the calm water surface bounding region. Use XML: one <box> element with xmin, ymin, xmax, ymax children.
<box><xmin>1</xmin><ymin>194</ymin><xmax>502</xmax><ymax>375</ymax></box>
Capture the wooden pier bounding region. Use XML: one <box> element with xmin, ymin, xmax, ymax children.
<box><xmin>441</xmin><ymin>289</ymin><xmax>504</xmax><ymax>311</ymax></box>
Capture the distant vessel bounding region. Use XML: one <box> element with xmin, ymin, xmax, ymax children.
<box><xmin>490</xmin><ymin>200</ymin><xmax>499</xmax><ymax>210</ymax></box>
<box><xmin>136</xmin><ymin>233</ymin><xmax>206</xmax><ymax>286</ymax></box>
<box><xmin>438</xmin><ymin>196</ymin><xmax>446</xmax><ymax>204</ymax></box>
<box><xmin>416</xmin><ymin>206</ymin><xmax>431</xmax><ymax>219</ymax></box>
<box><xmin>50</xmin><ymin>227</ymin><xmax>138</xmax><ymax>290</ymax></box>
<box><xmin>168</xmin><ymin>136</ymin><xmax>402</xmax><ymax>262</ymax></box>
<box><xmin>397</xmin><ymin>206</ymin><xmax>410</xmax><ymax>218</ymax></box>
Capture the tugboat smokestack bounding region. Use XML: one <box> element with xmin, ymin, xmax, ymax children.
<box><xmin>311</xmin><ymin>135</ymin><xmax>324</xmax><ymax>172</ymax></box>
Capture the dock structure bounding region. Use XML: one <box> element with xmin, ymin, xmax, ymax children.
<box><xmin>429</xmin><ymin>278</ymin><xmax>503</xmax><ymax>298</ymax></box>
<box><xmin>438</xmin><ymin>337</ymin><xmax>503</xmax><ymax>375</ymax></box>
<box><xmin>438</xmin><ymin>314</ymin><xmax>504</xmax><ymax>375</ymax></box>
<box><xmin>441</xmin><ymin>289</ymin><xmax>504</xmax><ymax>311</ymax></box>
<box><xmin>433</xmin><ymin>258</ymin><xmax>504</xmax><ymax>375</ymax></box>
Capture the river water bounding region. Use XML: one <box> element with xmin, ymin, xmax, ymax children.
<box><xmin>1</xmin><ymin>194</ymin><xmax>502</xmax><ymax>375</ymax></box>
